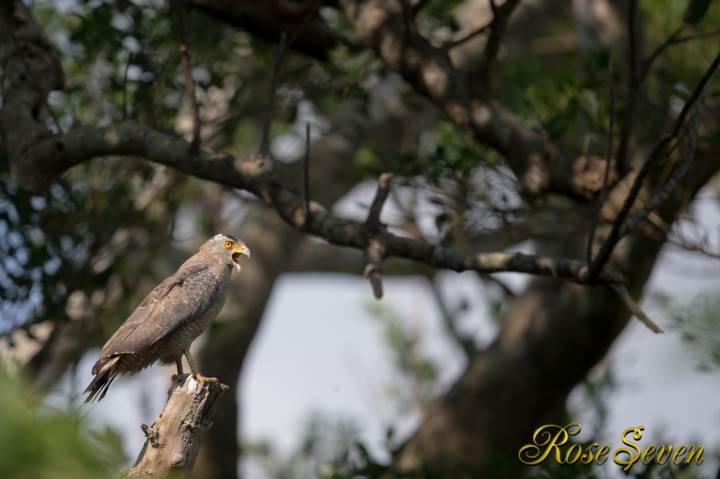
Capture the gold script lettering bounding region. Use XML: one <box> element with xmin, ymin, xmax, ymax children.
<box><xmin>518</xmin><ymin>424</ymin><xmax>581</xmax><ymax>465</ymax></box>
<box><xmin>613</xmin><ymin>426</ymin><xmax>644</xmax><ymax>471</ymax></box>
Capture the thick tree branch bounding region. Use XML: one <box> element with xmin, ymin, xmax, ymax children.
<box><xmin>185</xmin><ymin>0</ymin><xmax>361</xmax><ymax>61</ymax></box>
<box><xmin>338</xmin><ymin>0</ymin><xmax>612</xmax><ymax>199</ymax></box>
<box><xmin>0</xmin><ymin>2</ymin><xmax>63</xmax><ymax>183</ymax></box>
<box><xmin>475</xmin><ymin>0</ymin><xmax>522</xmax><ymax>84</ymax></box>
<box><xmin>13</xmin><ymin>120</ymin><xmax>631</xmax><ymax>287</ymax></box>
<box><xmin>0</xmin><ymin>0</ymin><xmax>655</xmax><ymax>332</ymax></box>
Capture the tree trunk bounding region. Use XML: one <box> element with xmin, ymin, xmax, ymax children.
<box><xmin>395</xmin><ymin>152</ymin><xmax>720</xmax><ymax>477</ymax></box>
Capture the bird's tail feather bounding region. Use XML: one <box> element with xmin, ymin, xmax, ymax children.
<box><xmin>83</xmin><ymin>356</ymin><xmax>120</xmax><ymax>403</ymax></box>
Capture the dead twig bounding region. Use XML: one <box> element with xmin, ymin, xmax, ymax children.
<box><xmin>174</xmin><ymin>0</ymin><xmax>201</xmax><ymax>155</ymax></box>
<box><xmin>615</xmin><ymin>1</ymin><xmax>640</xmax><ymax>173</ymax></box>
<box><xmin>363</xmin><ymin>172</ymin><xmax>394</xmax><ymax>299</ymax></box>
<box><xmin>640</xmin><ymin>26</ymin><xmax>720</xmax><ymax>82</ymax></box>
<box><xmin>608</xmin><ymin>284</ymin><xmax>663</xmax><ymax>333</ymax></box>
<box><xmin>303</xmin><ymin>122</ymin><xmax>312</xmax><ymax>230</ymax></box>
<box><xmin>477</xmin><ymin>0</ymin><xmax>521</xmax><ymax>83</ymax></box>
<box><xmin>365</xmin><ymin>172</ymin><xmax>394</xmax><ymax>232</ymax></box>
<box><xmin>589</xmin><ymin>49</ymin><xmax>720</xmax><ymax>277</ymax></box>
<box><xmin>364</xmin><ymin>238</ymin><xmax>385</xmax><ymax>300</ymax></box>
<box><xmin>442</xmin><ymin>21</ymin><xmax>492</xmax><ymax>52</ymax></box>
<box><xmin>121</xmin><ymin>52</ymin><xmax>133</xmax><ymax>121</ymax></box>
<box><xmin>260</xmin><ymin>32</ymin><xmax>288</xmax><ymax>157</ymax></box>
<box><xmin>431</xmin><ymin>279</ymin><xmax>477</xmax><ymax>359</ymax></box>
<box><xmin>260</xmin><ymin>0</ymin><xmax>323</xmax><ymax>157</ymax></box>
<box><xmin>619</xmin><ymin>78</ymin><xmax>708</xmax><ymax>238</ymax></box>
<box><xmin>587</xmin><ymin>57</ymin><xmax>616</xmax><ymax>280</ymax></box>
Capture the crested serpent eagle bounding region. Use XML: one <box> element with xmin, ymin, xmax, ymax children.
<box><xmin>83</xmin><ymin>234</ymin><xmax>250</xmax><ymax>402</ymax></box>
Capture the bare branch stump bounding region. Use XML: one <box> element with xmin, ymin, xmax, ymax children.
<box><xmin>122</xmin><ymin>374</ymin><xmax>228</xmax><ymax>478</ymax></box>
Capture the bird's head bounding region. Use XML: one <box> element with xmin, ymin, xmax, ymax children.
<box><xmin>203</xmin><ymin>234</ymin><xmax>251</xmax><ymax>272</ymax></box>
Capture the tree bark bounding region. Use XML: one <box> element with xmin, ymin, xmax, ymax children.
<box><xmin>122</xmin><ymin>375</ymin><xmax>228</xmax><ymax>478</ymax></box>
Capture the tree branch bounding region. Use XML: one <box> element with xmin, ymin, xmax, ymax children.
<box><xmin>364</xmin><ymin>238</ymin><xmax>385</xmax><ymax>299</ymax></box>
<box><xmin>185</xmin><ymin>0</ymin><xmax>362</xmax><ymax>61</ymax></box>
<box><xmin>259</xmin><ymin>31</ymin><xmax>288</xmax><ymax>157</ymax></box>
<box><xmin>615</xmin><ymin>0</ymin><xmax>640</xmax><ymax>174</ymax></box>
<box><xmin>608</xmin><ymin>284</ymin><xmax>663</xmax><ymax>333</ymax></box>
<box><xmin>442</xmin><ymin>21</ymin><xmax>492</xmax><ymax>52</ymax></box>
<box><xmin>587</xmin><ymin>58</ymin><xmax>616</xmax><ymax>278</ymax></box>
<box><xmin>431</xmin><ymin>279</ymin><xmax>477</xmax><ymax>359</ymax></box>
<box><xmin>7</xmin><ymin>120</ymin><xmax>630</xmax><ymax>287</ymax></box>
<box><xmin>590</xmin><ymin>49</ymin><xmax>720</xmax><ymax>276</ymax></box>
<box><xmin>337</xmin><ymin>0</ymin><xmax>611</xmax><ymax>200</ymax></box>
<box><xmin>365</xmin><ymin>172</ymin><xmax>394</xmax><ymax>232</ymax></box>
<box><xmin>476</xmin><ymin>0</ymin><xmax>522</xmax><ymax>84</ymax></box>
<box><xmin>363</xmin><ymin>172</ymin><xmax>394</xmax><ymax>299</ymax></box>
<box><xmin>0</xmin><ymin>0</ymin><xmax>652</xmax><ymax>332</ymax></box>
<box><xmin>122</xmin><ymin>375</ymin><xmax>228</xmax><ymax>477</ymax></box>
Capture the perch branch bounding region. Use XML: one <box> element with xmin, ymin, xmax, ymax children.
<box><xmin>122</xmin><ymin>374</ymin><xmax>228</xmax><ymax>477</ymax></box>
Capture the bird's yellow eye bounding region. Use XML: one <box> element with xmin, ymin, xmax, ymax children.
<box><xmin>224</xmin><ymin>240</ymin><xmax>233</xmax><ymax>248</ymax></box>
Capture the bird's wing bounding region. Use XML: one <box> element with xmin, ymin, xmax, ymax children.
<box><xmin>99</xmin><ymin>262</ymin><xmax>221</xmax><ymax>357</ymax></box>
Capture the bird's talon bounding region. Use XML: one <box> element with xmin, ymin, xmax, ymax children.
<box><xmin>193</xmin><ymin>373</ymin><xmax>218</xmax><ymax>383</ymax></box>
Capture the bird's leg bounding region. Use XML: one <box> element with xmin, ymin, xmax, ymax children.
<box><xmin>183</xmin><ymin>349</ymin><xmax>217</xmax><ymax>383</ymax></box>
<box><xmin>171</xmin><ymin>356</ymin><xmax>187</xmax><ymax>383</ymax></box>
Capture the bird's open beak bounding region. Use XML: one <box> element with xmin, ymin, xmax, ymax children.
<box><xmin>231</xmin><ymin>244</ymin><xmax>251</xmax><ymax>272</ymax></box>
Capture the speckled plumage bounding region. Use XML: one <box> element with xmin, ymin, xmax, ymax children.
<box><xmin>84</xmin><ymin>234</ymin><xmax>250</xmax><ymax>402</ymax></box>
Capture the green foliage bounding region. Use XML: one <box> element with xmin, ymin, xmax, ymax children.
<box><xmin>684</xmin><ymin>0</ymin><xmax>716</xmax><ymax>24</ymax></box>
<box><xmin>0</xmin><ymin>371</ymin><xmax>122</xmax><ymax>478</ymax></box>
<box><xmin>366</xmin><ymin>302</ymin><xmax>440</xmax><ymax>412</ymax></box>
<box><xmin>657</xmin><ymin>293</ymin><xmax>720</xmax><ymax>371</ymax></box>
<box><xmin>0</xmin><ymin>177</ymin><xmax>84</xmax><ymax>335</ymax></box>
<box><xmin>0</xmin><ymin>156</ymin><xmax>181</xmax><ymax>336</ymax></box>
<box><xmin>244</xmin><ymin>413</ymin><xmax>361</xmax><ymax>479</ymax></box>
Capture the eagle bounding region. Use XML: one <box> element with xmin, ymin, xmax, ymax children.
<box><xmin>84</xmin><ymin>234</ymin><xmax>250</xmax><ymax>402</ymax></box>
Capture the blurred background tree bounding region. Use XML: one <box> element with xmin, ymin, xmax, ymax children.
<box><xmin>1</xmin><ymin>0</ymin><xmax>719</xmax><ymax>478</ymax></box>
